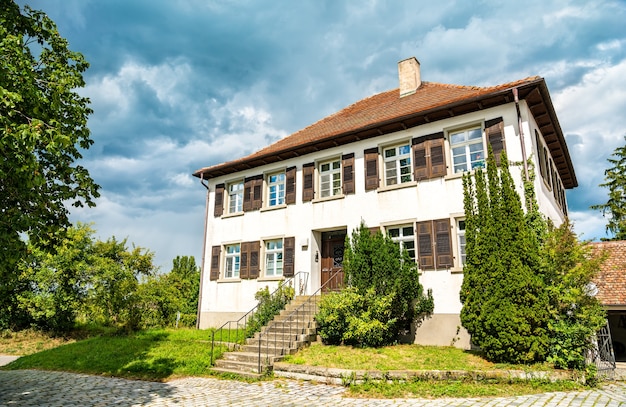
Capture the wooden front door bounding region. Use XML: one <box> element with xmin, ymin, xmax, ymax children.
<box><xmin>321</xmin><ymin>231</ymin><xmax>346</xmax><ymax>291</ymax></box>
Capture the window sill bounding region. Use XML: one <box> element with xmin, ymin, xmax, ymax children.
<box><xmin>257</xmin><ymin>276</ymin><xmax>285</xmax><ymax>282</ymax></box>
<box><xmin>450</xmin><ymin>266</ymin><xmax>464</xmax><ymax>274</ymax></box>
<box><xmin>261</xmin><ymin>204</ymin><xmax>287</xmax><ymax>212</ymax></box>
<box><xmin>312</xmin><ymin>194</ymin><xmax>345</xmax><ymax>203</ymax></box>
<box><xmin>222</xmin><ymin>212</ymin><xmax>244</xmax><ymax>219</ymax></box>
<box><xmin>217</xmin><ymin>278</ymin><xmax>241</xmax><ymax>283</ymax></box>
<box><xmin>377</xmin><ymin>181</ymin><xmax>417</xmax><ymax>193</ymax></box>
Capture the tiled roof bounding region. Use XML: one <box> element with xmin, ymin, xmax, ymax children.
<box><xmin>591</xmin><ymin>241</ymin><xmax>626</xmax><ymax>306</ymax></box>
<box><xmin>193</xmin><ymin>76</ymin><xmax>576</xmax><ymax>188</ymax></box>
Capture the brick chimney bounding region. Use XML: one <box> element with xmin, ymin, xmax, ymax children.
<box><xmin>398</xmin><ymin>57</ymin><xmax>421</xmax><ymax>97</ymax></box>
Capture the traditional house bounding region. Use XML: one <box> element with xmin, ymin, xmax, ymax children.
<box><xmin>592</xmin><ymin>240</ymin><xmax>626</xmax><ymax>361</ymax></box>
<box><xmin>193</xmin><ymin>57</ymin><xmax>576</xmax><ymax>348</ymax></box>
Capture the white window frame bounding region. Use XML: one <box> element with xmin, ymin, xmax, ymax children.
<box><xmin>319</xmin><ymin>159</ymin><xmax>341</xmax><ymax>198</ymax></box>
<box><xmin>228</xmin><ymin>181</ymin><xmax>244</xmax><ymax>213</ymax></box>
<box><xmin>264</xmin><ymin>239</ymin><xmax>283</xmax><ymax>277</ymax></box>
<box><xmin>267</xmin><ymin>172</ymin><xmax>286</xmax><ymax>207</ymax></box>
<box><xmin>449</xmin><ymin>126</ymin><xmax>485</xmax><ymax>174</ymax></box>
<box><xmin>383</xmin><ymin>143</ymin><xmax>412</xmax><ymax>185</ymax></box>
<box><xmin>457</xmin><ymin>219</ymin><xmax>466</xmax><ymax>267</ymax></box>
<box><xmin>387</xmin><ymin>224</ymin><xmax>416</xmax><ymax>262</ymax></box>
<box><xmin>224</xmin><ymin>244</ymin><xmax>240</xmax><ymax>279</ymax></box>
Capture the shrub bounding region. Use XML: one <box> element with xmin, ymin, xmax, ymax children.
<box><xmin>245</xmin><ymin>283</ymin><xmax>294</xmax><ymax>338</ymax></box>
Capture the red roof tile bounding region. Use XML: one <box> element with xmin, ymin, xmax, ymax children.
<box><xmin>591</xmin><ymin>241</ymin><xmax>626</xmax><ymax>306</ymax></box>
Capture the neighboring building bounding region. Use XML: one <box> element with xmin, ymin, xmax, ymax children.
<box><xmin>592</xmin><ymin>240</ymin><xmax>626</xmax><ymax>361</ymax></box>
<box><xmin>193</xmin><ymin>57</ymin><xmax>576</xmax><ymax>348</ymax></box>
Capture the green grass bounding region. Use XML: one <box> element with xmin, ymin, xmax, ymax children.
<box><xmin>1</xmin><ymin>328</ymin><xmax>226</xmax><ymax>381</ymax></box>
<box><xmin>282</xmin><ymin>342</ymin><xmax>553</xmax><ymax>372</ymax></box>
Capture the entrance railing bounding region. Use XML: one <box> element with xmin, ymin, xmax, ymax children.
<box><xmin>209</xmin><ymin>271</ymin><xmax>309</xmax><ymax>365</ymax></box>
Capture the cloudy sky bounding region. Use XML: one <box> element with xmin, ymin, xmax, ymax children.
<box><xmin>16</xmin><ymin>0</ymin><xmax>626</xmax><ymax>271</ymax></box>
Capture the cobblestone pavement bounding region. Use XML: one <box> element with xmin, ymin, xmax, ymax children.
<box><xmin>0</xmin><ymin>370</ymin><xmax>625</xmax><ymax>407</ymax></box>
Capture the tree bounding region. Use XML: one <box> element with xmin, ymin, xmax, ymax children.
<box><xmin>592</xmin><ymin>135</ymin><xmax>626</xmax><ymax>240</ymax></box>
<box><xmin>316</xmin><ymin>222</ymin><xmax>433</xmax><ymax>347</ymax></box>
<box><xmin>0</xmin><ymin>3</ymin><xmax>99</xmax><ymax>329</ymax></box>
<box><xmin>460</xmin><ymin>149</ymin><xmax>551</xmax><ymax>364</ymax></box>
<box><xmin>167</xmin><ymin>256</ymin><xmax>200</xmax><ymax>324</ymax></box>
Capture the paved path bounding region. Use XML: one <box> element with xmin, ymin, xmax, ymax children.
<box><xmin>0</xmin><ymin>370</ymin><xmax>625</xmax><ymax>406</ymax></box>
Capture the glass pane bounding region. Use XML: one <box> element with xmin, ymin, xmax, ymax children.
<box><xmin>458</xmin><ymin>220</ymin><xmax>466</xmax><ymax>230</ymax></box>
<box><xmin>450</xmin><ymin>132</ymin><xmax>465</xmax><ymax>145</ymax></box>
<box><xmin>468</xmin><ymin>128</ymin><xmax>482</xmax><ymax>140</ymax></box>
<box><xmin>402</xmin><ymin>226</ymin><xmax>414</xmax><ymax>236</ymax></box>
<box><xmin>332</xmin><ymin>161</ymin><xmax>340</xmax><ymax>170</ymax></box>
<box><xmin>388</xmin><ymin>228</ymin><xmax>399</xmax><ymax>238</ymax></box>
<box><xmin>384</xmin><ymin>148</ymin><xmax>396</xmax><ymax>158</ymax></box>
<box><xmin>321</xmin><ymin>163</ymin><xmax>329</xmax><ymax>172</ymax></box>
<box><xmin>398</xmin><ymin>145</ymin><xmax>410</xmax><ymax>155</ymax></box>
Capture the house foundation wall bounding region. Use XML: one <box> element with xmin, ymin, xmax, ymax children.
<box><xmin>412</xmin><ymin>313</ymin><xmax>471</xmax><ymax>349</ymax></box>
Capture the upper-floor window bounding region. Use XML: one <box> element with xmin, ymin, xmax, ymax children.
<box><xmin>224</xmin><ymin>244</ymin><xmax>240</xmax><ymax>278</ymax></box>
<box><xmin>267</xmin><ymin>172</ymin><xmax>286</xmax><ymax>206</ymax></box>
<box><xmin>450</xmin><ymin>127</ymin><xmax>484</xmax><ymax>173</ymax></box>
<box><xmin>265</xmin><ymin>239</ymin><xmax>283</xmax><ymax>276</ymax></box>
<box><xmin>387</xmin><ymin>225</ymin><xmax>416</xmax><ymax>261</ymax></box>
<box><xmin>384</xmin><ymin>144</ymin><xmax>411</xmax><ymax>185</ymax></box>
<box><xmin>319</xmin><ymin>159</ymin><xmax>341</xmax><ymax>198</ymax></box>
<box><xmin>228</xmin><ymin>181</ymin><xmax>244</xmax><ymax>213</ymax></box>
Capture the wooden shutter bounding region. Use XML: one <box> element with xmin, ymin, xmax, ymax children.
<box><xmin>369</xmin><ymin>226</ymin><xmax>380</xmax><ymax>236</ymax></box>
<box><xmin>434</xmin><ymin>219</ymin><xmax>452</xmax><ymax>268</ymax></box>
<box><xmin>364</xmin><ymin>147</ymin><xmax>379</xmax><ymax>190</ymax></box>
<box><xmin>416</xmin><ymin>221</ymin><xmax>434</xmax><ymax>270</ymax></box>
<box><xmin>342</xmin><ymin>153</ymin><xmax>355</xmax><ymax>195</ymax></box>
<box><xmin>252</xmin><ymin>175</ymin><xmax>263</xmax><ymax>210</ymax></box>
<box><xmin>283</xmin><ymin>237</ymin><xmax>295</xmax><ymax>277</ymax></box>
<box><xmin>412</xmin><ymin>133</ymin><xmax>445</xmax><ymax>181</ymax></box>
<box><xmin>429</xmin><ymin>137</ymin><xmax>446</xmax><ymax>178</ymax></box>
<box><xmin>214</xmin><ymin>184</ymin><xmax>225</xmax><ymax>217</ymax></box>
<box><xmin>249</xmin><ymin>241</ymin><xmax>260</xmax><ymax>279</ymax></box>
<box><xmin>210</xmin><ymin>245</ymin><xmax>221</xmax><ymax>280</ymax></box>
<box><xmin>302</xmin><ymin>163</ymin><xmax>315</xmax><ymax>202</ymax></box>
<box><xmin>239</xmin><ymin>241</ymin><xmax>250</xmax><ymax>279</ymax></box>
<box><xmin>285</xmin><ymin>166</ymin><xmax>296</xmax><ymax>204</ymax></box>
<box><xmin>485</xmin><ymin>117</ymin><xmax>505</xmax><ymax>166</ymax></box>
<box><xmin>243</xmin><ymin>177</ymin><xmax>253</xmax><ymax>212</ymax></box>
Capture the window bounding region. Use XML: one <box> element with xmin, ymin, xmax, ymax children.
<box><xmin>457</xmin><ymin>220</ymin><xmax>466</xmax><ymax>267</ymax></box>
<box><xmin>387</xmin><ymin>225</ymin><xmax>416</xmax><ymax>261</ymax></box>
<box><xmin>384</xmin><ymin>144</ymin><xmax>411</xmax><ymax>185</ymax></box>
<box><xmin>450</xmin><ymin>127</ymin><xmax>484</xmax><ymax>173</ymax></box>
<box><xmin>265</xmin><ymin>239</ymin><xmax>283</xmax><ymax>276</ymax></box>
<box><xmin>228</xmin><ymin>181</ymin><xmax>244</xmax><ymax>213</ymax></box>
<box><xmin>224</xmin><ymin>244</ymin><xmax>240</xmax><ymax>278</ymax></box>
<box><xmin>267</xmin><ymin>172</ymin><xmax>286</xmax><ymax>206</ymax></box>
<box><xmin>319</xmin><ymin>159</ymin><xmax>341</xmax><ymax>198</ymax></box>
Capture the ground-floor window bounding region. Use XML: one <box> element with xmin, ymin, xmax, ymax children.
<box><xmin>387</xmin><ymin>224</ymin><xmax>416</xmax><ymax>262</ymax></box>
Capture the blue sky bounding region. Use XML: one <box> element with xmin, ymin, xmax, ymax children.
<box><xmin>16</xmin><ymin>0</ymin><xmax>626</xmax><ymax>271</ymax></box>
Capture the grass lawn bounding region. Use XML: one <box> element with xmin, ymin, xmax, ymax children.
<box><xmin>1</xmin><ymin>328</ymin><xmax>227</xmax><ymax>381</ymax></box>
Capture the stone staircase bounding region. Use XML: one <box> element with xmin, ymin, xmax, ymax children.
<box><xmin>212</xmin><ymin>295</ymin><xmax>320</xmax><ymax>378</ymax></box>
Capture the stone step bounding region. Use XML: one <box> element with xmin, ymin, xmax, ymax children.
<box><xmin>221</xmin><ymin>351</ymin><xmax>280</xmax><ymax>364</ymax></box>
<box><xmin>210</xmin><ymin>366</ymin><xmax>263</xmax><ymax>379</ymax></box>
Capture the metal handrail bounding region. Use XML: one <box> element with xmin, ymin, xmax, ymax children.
<box><xmin>209</xmin><ymin>271</ymin><xmax>309</xmax><ymax>365</ymax></box>
<box><xmin>256</xmin><ymin>270</ymin><xmax>344</xmax><ymax>373</ymax></box>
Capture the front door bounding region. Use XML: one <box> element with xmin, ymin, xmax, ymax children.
<box><xmin>320</xmin><ymin>231</ymin><xmax>346</xmax><ymax>291</ymax></box>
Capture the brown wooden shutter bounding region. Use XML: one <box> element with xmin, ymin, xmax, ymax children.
<box><xmin>285</xmin><ymin>166</ymin><xmax>296</xmax><ymax>204</ymax></box>
<box><xmin>342</xmin><ymin>153</ymin><xmax>355</xmax><ymax>195</ymax></box>
<box><xmin>434</xmin><ymin>219</ymin><xmax>452</xmax><ymax>268</ymax></box>
<box><xmin>485</xmin><ymin>117</ymin><xmax>505</xmax><ymax>166</ymax></box>
<box><xmin>364</xmin><ymin>147</ymin><xmax>379</xmax><ymax>190</ymax></box>
<box><xmin>369</xmin><ymin>226</ymin><xmax>380</xmax><ymax>236</ymax></box>
<box><xmin>252</xmin><ymin>175</ymin><xmax>263</xmax><ymax>210</ymax></box>
<box><xmin>412</xmin><ymin>139</ymin><xmax>428</xmax><ymax>181</ymax></box>
<box><xmin>249</xmin><ymin>241</ymin><xmax>260</xmax><ymax>279</ymax></box>
<box><xmin>239</xmin><ymin>241</ymin><xmax>250</xmax><ymax>279</ymax></box>
<box><xmin>416</xmin><ymin>221</ymin><xmax>434</xmax><ymax>270</ymax></box>
<box><xmin>429</xmin><ymin>137</ymin><xmax>446</xmax><ymax>178</ymax></box>
<box><xmin>210</xmin><ymin>245</ymin><xmax>221</xmax><ymax>280</ymax></box>
<box><xmin>302</xmin><ymin>163</ymin><xmax>315</xmax><ymax>202</ymax></box>
<box><xmin>243</xmin><ymin>177</ymin><xmax>253</xmax><ymax>212</ymax></box>
<box><xmin>214</xmin><ymin>184</ymin><xmax>225</xmax><ymax>217</ymax></box>
<box><xmin>283</xmin><ymin>237</ymin><xmax>295</xmax><ymax>277</ymax></box>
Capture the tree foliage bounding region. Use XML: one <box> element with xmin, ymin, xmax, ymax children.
<box><xmin>591</xmin><ymin>135</ymin><xmax>626</xmax><ymax>240</ymax></box>
<box><xmin>316</xmin><ymin>222</ymin><xmax>433</xmax><ymax>347</ymax></box>
<box><xmin>1</xmin><ymin>2</ymin><xmax>99</xmax><ymax>328</ymax></box>
<box><xmin>460</xmin><ymin>149</ymin><xmax>550</xmax><ymax>364</ymax></box>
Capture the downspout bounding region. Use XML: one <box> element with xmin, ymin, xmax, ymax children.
<box><xmin>195</xmin><ymin>173</ymin><xmax>210</xmax><ymax>329</ymax></box>
<box><xmin>513</xmin><ymin>87</ymin><xmax>529</xmax><ymax>182</ymax></box>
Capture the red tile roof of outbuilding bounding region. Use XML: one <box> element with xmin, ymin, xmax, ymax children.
<box><xmin>591</xmin><ymin>240</ymin><xmax>626</xmax><ymax>306</ymax></box>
